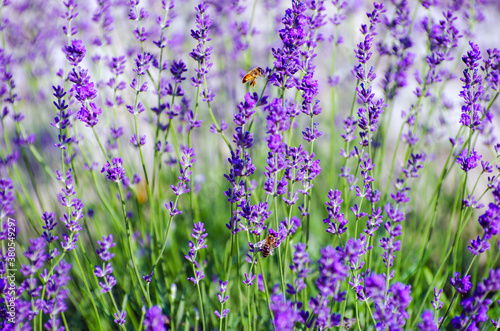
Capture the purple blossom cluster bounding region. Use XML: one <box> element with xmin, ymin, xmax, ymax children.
<box><xmin>451</xmin><ymin>268</ymin><xmax>500</xmax><ymax>329</ymax></box>
<box><xmin>19</xmin><ymin>239</ymin><xmax>73</xmax><ymax>328</ymax></box>
<box><xmin>379</xmin><ymin>0</ymin><xmax>414</xmax><ymax>100</ymax></box>
<box><xmin>6</xmin><ymin>0</ymin><xmax>500</xmax><ymax>329</ymax></box>
<box><xmin>57</xmin><ymin>169</ymin><xmax>83</xmax><ymax>252</ymax></box>
<box><xmin>287</xmin><ymin>242</ymin><xmax>309</xmax><ymax>296</ymax></box>
<box><xmin>190</xmin><ymin>3</ymin><xmax>214</xmax><ymax>92</ymax></box>
<box><xmin>94</xmin><ymin>234</ymin><xmax>117</xmax><ymax>293</ymax></box>
<box><xmin>101</xmin><ymin>158</ymin><xmax>126</xmax><ymax>183</ymax></box>
<box><xmin>214</xmin><ymin>280</ymin><xmax>229</xmax><ymax>320</ymax></box>
<box><xmin>144</xmin><ymin>305</ymin><xmax>168</xmax><ymax>331</ymax></box>
<box><xmin>185</xmin><ymin>222</ymin><xmax>208</xmax><ymax>285</ymax></box>
<box><xmin>269</xmin><ymin>0</ymin><xmax>307</xmax><ymax>89</ymax></box>
<box><xmin>224</xmin><ymin>91</ymin><xmax>262</xmax><ymax>235</ymax></box>
<box><xmin>70</xmin><ymin>67</ymin><xmax>101</xmax><ymax>128</ymax></box>
<box><xmin>0</xmin><ymin>179</ymin><xmax>14</xmax><ymax>220</ymax></box>
<box><xmin>307</xmin><ymin>246</ymin><xmax>348</xmax><ymax>329</ymax></box>
<box><xmin>418</xmin><ymin>288</ymin><xmax>444</xmax><ymax>330</ymax></box>
<box><xmin>468</xmin><ymin>180</ymin><xmax>500</xmax><ymax>255</ymax></box>
<box><xmin>166</xmin><ymin>148</ymin><xmax>196</xmax><ymax>214</ymax></box>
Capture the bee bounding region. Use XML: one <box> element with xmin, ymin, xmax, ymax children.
<box><xmin>242</xmin><ymin>67</ymin><xmax>265</xmax><ymax>87</ymax></box>
<box><xmin>342</xmin><ymin>317</ymin><xmax>356</xmax><ymax>330</ymax></box>
<box><xmin>256</xmin><ymin>233</ymin><xmax>277</xmax><ymax>258</ymax></box>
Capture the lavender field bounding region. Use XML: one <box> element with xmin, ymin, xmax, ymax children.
<box><xmin>2</xmin><ymin>0</ymin><xmax>500</xmax><ymax>330</ymax></box>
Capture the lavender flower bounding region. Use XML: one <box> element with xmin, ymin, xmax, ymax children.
<box><xmin>242</xmin><ymin>271</ymin><xmax>256</xmax><ymax>286</ymax></box>
<box><xmin>214</xmin><ymin>280</ymin><xmax>229</xmax><ymax>320</ymax></box>
<box><xmin>323</xmin><ymin>190</ymin><xmax>347</xmax><ymax>235</ymax></box>
<box><xmin>269</xmin><ymin>0</ymin><xmax>307</xmax><ymax>89</ymax></box>
<box><xmin>432</xmin><ymin>288</ymin><xmax>444</xmax><ymax>311</ymax></box>
<box><xmin>51</xmin><ymin>85</ymin><xmax>74</xmax><ymax>151</ymax></box>
<box><xmin>143</xmin><ymin>306</ymin><xmax>167</xmax><ymax>331</ymax></box>
<box><xmin>467</xmin><ymin>180</ymin><xmax>500</xmax><ymax>255</ymax></box>
<box><xmin>456</xmin><ymin>148</ymin><xmax>481</xmax><ymax>173</ymax></box>
<box><xmin>101</xmin><ymin>158</ymin><xmax>126</xmax><ymax>182</ymax></box>
<box><xmin>114</xmin><ymin>310</ymin><xmax>127</xmax><ymax>326</ymax></box>
<box><xmin>378</xmin><ymin>0</ymin><xmax>414</xmax><ymax>100</ymax></box>
<box><xmin>94</xmin><ymin>234</ymin><xmax>117</xmax><ymax>294</ymax></box>
<box><xmin>129</xmin><ymin>0</ymin><xmax>149</xmax><ymax>42</ymax></box>
<box><xmin>165</xmin><ymin>149</ymin><xmax>196</xmax><ymax>213</ymax></box>
<box><xmin>39</xmin><ymin>260</ymin><xmax>72</xmax><ymax>329</ymax></box>
<box><xmin>189</xmin><ymin>2</ymin><xmax>214</xmax><ymax>89</ymax></box>
<box><xmin>224</xmin><ymin>92</ymin><xmax>264</xmax><ymax>235</ymax></box>
<box><xmin>56</xmin><ymin>169</ymin><xmax>83</xmax><ymax>251</ymax></box>
<box><xmin>20</xmin><ymin>238</ymin><xmax>47</xmax><ymax>277</ymax></box>
<box><xmin>418</xmin><ymin>310</ymin><xmax>438</xmax><ymax>331</ymax></box>
<box><xmin>451</xmin><ymin>268</ymin><xmax>500</xmax><ymax>329</ymax></box>
<box><xmin>450</xmin><ymin>272</ymin><xmax>473</xmax><ymax>294</ymax></box>
<box><xmin>302</xmin><ymin>245</ymin><xmax>348</xmax><ymax>329</ymax></box>
<box><xmin>185</xmin><ymin>222</ymin><xmax>208</xmax><ymax>284</ymax></box>
<box><xmin>0</xmin><ymin>178</ymin><xmax>14</xmax><ymax>219</ymax></box>
<box><xmin>365</xmin><ymin>273</ymin><xmax>412</xmax><ymax>329</ymax></box>
<box><xmin>92</xmin><ymin>0</ymin><xmax>114</xmax><ymax>45</ymax></box>
<box><xmin>69</xmin><ymin>67</ymin><xmax>102</xmax><ymax>128</ymax></box>
<box><xmin>62</xmin><ymin>39</ymin><xmax>86</xmax><ymax>66</ymax></box>
<box><xmin>287</xmin><ymin>243</ymin><xmax>310</xmax><ymax>295</ymax></box>
<box><xmin>270</xmin><ymin>294</ymin><xmax>301</xmax><ymax>331</ymax></box>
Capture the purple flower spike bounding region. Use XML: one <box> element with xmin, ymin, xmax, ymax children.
<box><xmin>143</xmin><ymin>271</ymin><xmax>154</xmax><ymax>283</ymax></box>
<box><xmin>114</xmin><ymin>310</ymin><xmax>126</xmax><ymax>326</ymax></box>
<box><xmin>364</xmin><ymin>273</ymin><xmax>386</xmax><ymax>301</ymax></box>
<box><xmin>133</xmin><ymin>53</ymin><xmax>153</xmax><ymax>76</ymax></box>
<box><xmin>468</xmin><ymin>235</ymin><xmax>490</xmax><ymax>255</ymax></box>
<box><xmin>77</xmin><ymin>102</ymin><xmax>102</xmax><ymax>127</ymax></box>
<box><xmin>452</xmin><ymin>268</ymin><xmax>500</xmax><ymax>328</ymax></box>
<box><xmin>62</xmin><ymin>39</ymin><xmax>86</xmax><ymax>66</ymax></box>
<box><xmin>288</xmin><ymin>243</ymin><xmax>310</xmax><ymax>294</ymax></box>
<box><xmin>316</xmin><ymin>246</ymin><xmax>348</xmax><ymax>298</ymax></box>
<box><xmin>189</xmin><ymin>2</ymin><xmax>214</xmax><ymax>91</ymax></box>
<box><xmin>214</xmin><ymin>308</ymin><xmax>230</xmax><ymax>319</ymax></box>
<box><xmin>130</xmin><ymin>134</ymin><xmax>146</xmax><ymax>147</ymax></box>
<box><xmin>101</xmin><ymin>158</ymin><xmax>126</xmax><ymax>182</ymax></box>
<box><xmin>217</xmin><ymin>281</ymin><xmax>229</xmax><ymax>304</ymax></box>
<box><xmin>185</xmin><ymin>222</ymin><xmax>208</xmax><ymax>285</ymax></box>
<box><xmin>418</xmin><ymin>310</ymin><xmax>438</xmax><ymax>330</ymax></box>
<box><xmin>269</xmin><ymin>0</ymin><xmax>307</xmax><ymax>89</ymax></box>
<box><xmin>270</xmin><ymin>294</ymin><xmax>301</xmax><ymax>331</ymax></box>
<box><xmin>94</xmin><ymin>234</ymin><xmax>117</xmax><ymax>294</ymax></box>
<box><xmin>450</xmin><ymin>272</ymin><xmax>472</xmax><ymax>294</ymax></box>
<box><xmin>20</xmin><ymin>238</ymin><xmax>47</xmax><ymax>277</ymax></box>
<box><xmin>215</xmin><ymin>279</ymin><xmax>230</xmax><ymax>320</ymax></box>
<box><xmin>96</xmin><ymin>234</ymin><xmax>116</xmax><ymax>261</ymax></box>
<box><xmin>243</xmin><ymin>271</ymin><xmax>256</xmax><ymax>286</ymax></box>
<box><xmin>432</xmin><ymin>288</ymin><xmax>444</xmax><ymax>310</ymax></box>
<box><xmin>0</xmin><ymin>178</ymin><xmax>14</xmax><ymax>218</ymax></box>
<box><xmin>456</xmin><ymin>148</ymin><xmax>481</xmax><ymax>173</ymax></box>
<box><xmin>143</xmin><ymin>306</ymin><xmax>167</xmax><ymax>331</ymax></box>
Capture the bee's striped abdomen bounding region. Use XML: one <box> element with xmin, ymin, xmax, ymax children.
<box><xmin>262</xmin><ymin>244</ymin><xmax>271</xmax><ymax>258</ymax></box>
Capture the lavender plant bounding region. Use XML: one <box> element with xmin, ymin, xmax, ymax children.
<box><xmin>3</xmin><ymin>0</ymin><xmax>500</xmax><ymax>330</ymax></box>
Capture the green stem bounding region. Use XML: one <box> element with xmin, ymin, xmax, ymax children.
<box><xmin>92</xmin><ymin>127</ymin><xmax>111</xmax><ymax>163</ymax></box>
<box><xmin>74</xmin><ymin>249</ymin><xmax>102</xmax><ymax>330</ymax></box>
<box><xmin>192</xmin><ymin>263</ymin><xmax>206</xmax><ymax>331</ymax></box>
<box><xmin>149</xmin><ymin>195</ymin><xmax>179</xmax><ymax>276</ymax></box>
<box><xmin>117</xmin><ymin>184</ymin><xmax>151</xmax><ymax>306</ymax></box>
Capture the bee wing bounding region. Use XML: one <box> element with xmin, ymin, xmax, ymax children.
<box><xmin>342</xmin><ymin>318</ymin><xmax>356</xmax><ymax>330</ymax></box>
<box><xmin>268</xmin><ymin>245</ymin><xmax>276</xmax><ymax>256</ymax></box>
<box><xmin>255</xmin><ymin>239</ymin><xmax>267</xmax><ymax>249</ymax></box>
